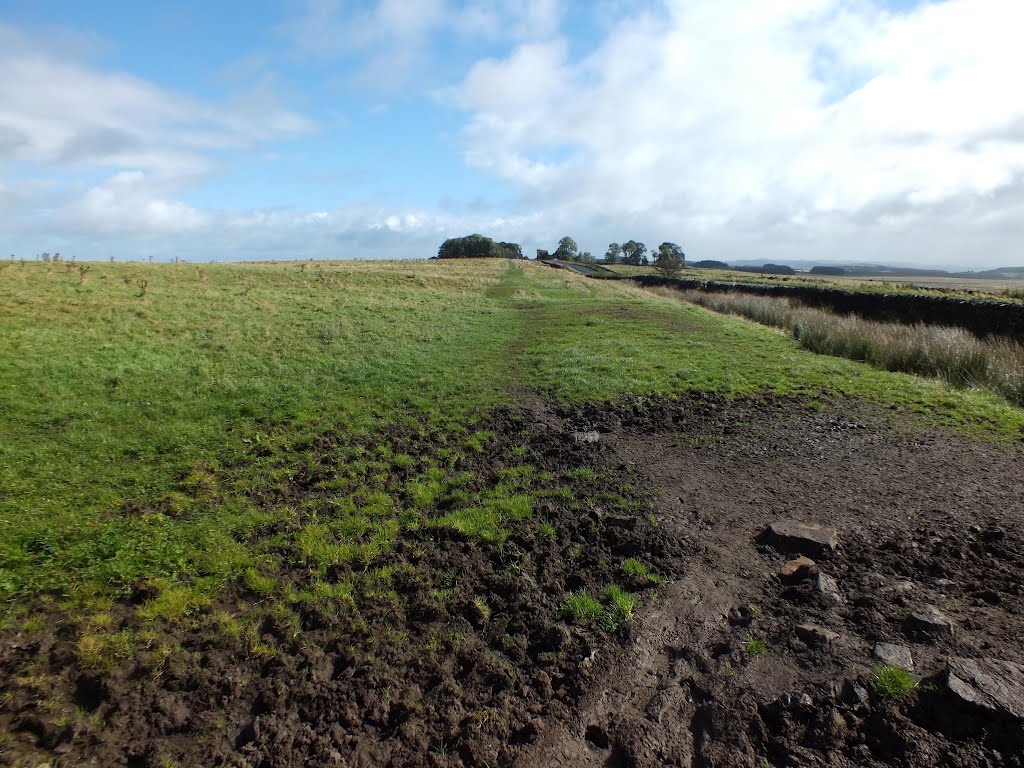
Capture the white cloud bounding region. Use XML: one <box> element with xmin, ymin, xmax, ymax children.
<box><xmin>453</xmin><ymin>0</ymin><xmax>1024</xmax><ymax>265</ymax></box>
<box><xmin>279</xmin><ymin>0</ymin><xmax>566</xmax><ymax>89</ymax></box>
<box><xmin>60</xmin><ymin>172</ymin><xmax>210</xmax><ymax>236</ymax></box>
<box><xmin>0</xmin><ymin>22</ymin><xmax>315</xmax><ymax>177</ymax></box>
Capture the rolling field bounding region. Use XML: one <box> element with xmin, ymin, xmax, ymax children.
<box><xmin>2</xmin><ymin>259</ymin><xmax>1023</xmax><ymax>766</ymax></box>
<box><xmin>606</xmin><ymin>263</ymin><xmax>1024</xmax><ymax>302</ymax></box>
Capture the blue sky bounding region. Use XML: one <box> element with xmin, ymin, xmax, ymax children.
<box><xmin>1</xmin><ymin>0</ymin><xmax>1022</xmax><ymax>267</ymax></box>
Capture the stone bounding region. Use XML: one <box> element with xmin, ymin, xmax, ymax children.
<box><xmin>796</xmin><ymin>623</ymin><xmax>839</xmax><ymax>648</ymax></box>
<box><xmin>874</xmin><ymin>642</ymin><xmax>914</xmax><ymax>671</ymax></box>
<box><xmin>816</xmin><ymin>572</ymin><xmax>843</xmax><ymax>603</ymax></box>
<box><xmin>779</xmin><ymin>556</ymin><xmax>818</xmax><ymax>582</ymax></box>
<box><xmin>839</xmin><ymin>680</ymin><xmax>870</xmax><ymax>711</ymax></box>
<box><xmin>906</xmin><ymin>604</ymin><xmax>954</xmax><ymax>638</ymax></box>
<box><xmin>572</xmin><ymin>431</ymin><xmax>600</xmax><ymax>444</ymax></box>
<box><xmin>762</xmin><ymin>520</ymin><xmax>838</xmax><ymax>558</ymax></box>
<box><xmin>947</xmin><ymin>657</ymin><xmax>1024</xmax><ymax>722</ymax></box>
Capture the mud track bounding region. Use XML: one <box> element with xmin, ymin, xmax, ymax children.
<box><xmin>3</xmin><ymin>393</ymin><xmax>1024</xmax><ymax>767</ymax></box>
<box><xmin>521</xmin><ymin>396</ymin><xmax>1024</xmax><ymax>767</ymax></box>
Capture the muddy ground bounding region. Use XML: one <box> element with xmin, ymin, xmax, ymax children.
<box><xmin>3</xmin><ymin>393</ymin><xmax>1024</xmax><ymax>767</ymax></box>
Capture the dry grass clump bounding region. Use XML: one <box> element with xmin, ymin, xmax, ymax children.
<box><xmin>677</xmin><ymin>290</ymin><xmax>1024</xmax><ymax>406</ymax></box>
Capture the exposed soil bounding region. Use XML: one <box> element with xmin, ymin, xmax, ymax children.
<box><xmin>3</xmin><ymin>393</ymin><xmax>1024</xmax><ymax>767</ymax></box>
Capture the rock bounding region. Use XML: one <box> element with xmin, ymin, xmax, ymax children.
<box><xmin>762</xmin><ymin>520</ymin><xmax>838</xmax><ymax>558</ymax></box>
<box><xmin>874</xmin><ymin>642</ymin><xmax>914</xmax><ymax>671</ymax></box>
<box><xmin>796</xmin><ymin>623</ymin><xmax>839</xmax><ymax>648</ymax></box>
<box><xmin>779</xmin><ymin>556</ymin><xmax>818</xmax><ymax>583</ymax></box>
<box><xmin>572</xmin><ymin>431</ymin><xmax>600</xmax><ymax>444</ymax></box>
<box><xmin>906</xmin><ymin>604</ymin><xmax>954</xmax><ymax>639</ymax></box>
<box><xmin>816</xmin><ymin>572</ymin><xmax>843</xmax><ymax>603</ymax></box>
<box><xmin>947</xmin><ymin>657</ymin><xmax>1024</xmax><ymax>721</ymax></box>
<box><xmin>839</xmin><ymin>680</ymin><xmax>870</xmax><ymax>711</ymax></box>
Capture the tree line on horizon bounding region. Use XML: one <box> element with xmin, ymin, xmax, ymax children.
<box><xmin>436</xmin><ymin>233</ymin><xmax>686</xmax><ymax>276</ymax></box>
<box><xmin>537</xmin><ymin>236</ymin><xmax>686</xmax><ymax>276</ymax></box>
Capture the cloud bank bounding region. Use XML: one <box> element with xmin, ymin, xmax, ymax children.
<box><xmin>2</xmin><ymin>1</ymin><xmax>1023</xmax><ymax>267</ymax></box>
<box><xmin>454</xmin><ymin>0</ymin><xmax>1024</xmax><ymax>266</ymax></box>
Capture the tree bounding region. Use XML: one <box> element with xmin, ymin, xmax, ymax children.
<box><xmin>536</xmin><ymin>248</ymin><xmax>551</xmax><ymax>260</ymax></box>
<box><xmin>498</xmin><ymin>242</ymin><xmax>524</xmax><ymax>259</ymax></box>
<box><xmin>604</xmin><ymin>243</ymin><xmax>621</xmax><ymax>264</ymax></box>
<box><xmin>620</xmin><ymin>240</ymin><xmax>646</xmax><ymax>266</ymax></box>
<box><xmin>554</xmin><ymin>236</ymin><xmax>579</xmax><ymax>261</ymax></box>
<box><xmin>578</xmin><ymin>251</ymin><xmax>595</xmax><ymax>264</ymax></box>
<box><xmin>437</xmin><ymin>234</ymin><xmax>525</xmax><ymax>259</ymax></box>
<box><xmin>655</xmin><ymin>242</ymin><xmax>685</xmax><ymax>277</ymax></box>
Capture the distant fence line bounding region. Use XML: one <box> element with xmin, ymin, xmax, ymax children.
<box><xmin>605</xmin><ymin>274</ymin><xmax>1024</xmax><ymax>341</ymax></box>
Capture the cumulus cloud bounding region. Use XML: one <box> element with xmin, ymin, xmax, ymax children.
<box><xmin>278</xmin><ymin>0</ymin><xmax>566</xmax><ymax>89</ymax></box>
<box><xmin>60</xmin><ymin>172</ymin><xmax>210</xmax><ymax>236</ymax></box>
<box><xmin>0</xmin><ymin>22</ymin><xmax>315</xmax><ymax>177</ymax></box>
<box><xmin>453</xmin><ymin>0</ymin><xmax>1024</xmax><ymax>265</ymax></box>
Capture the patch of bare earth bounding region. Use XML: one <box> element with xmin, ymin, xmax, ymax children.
<box><xmin>3</xmin><ymin>393</ymin><xmax>1024</xmax><ymax>767</ymax></box>
<box><xmin>521</xmin><ymin>395</ymin><xmax>1024</xmax><ymax>768</ymax></box>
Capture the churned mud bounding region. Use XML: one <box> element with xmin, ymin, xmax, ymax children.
<box><xmin>520</xmin><ymin>395</ymin><xmax>1024</xmax><ymax>768</ymax></box>
<box><xmin>3</xmin><ymin>393</ymin><xmax>1024</xmax><ymax>767</ymax></box>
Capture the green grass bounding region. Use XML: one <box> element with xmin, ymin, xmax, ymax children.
<box><xmin>600</xmin><ymin>585</ymin><xmax>637</xmax><ymax>631</ymax></box>
<box><xmin>873</xmin><ymin>665</ymin><xmax>916</xmax><ymax>701</ymax></box>
<box><xmin>621</xmin><ymin>558</ymin><xmax>663</xmax><ymax>584</ymax></box>
<box><xmin>2</xmin><ymin>257</ymin><xmax>1023</xmax><ymax>629</ymax></box>
<box><xmin>675</xmin><ymin>289</ymin><xmax>1024</xmax><ymax>407</ymax></box>
<box><xmin>562</xmin><ymin>585</ymin><xmax>638</xmax><ymax>632</ymax></box>
<box><xmin>562</xmin><ymin>591</ymin><xmax>604</xmax><ymax>623</ymax></box>
<box><xmin>744</xmin><ymin>637</ymin><xmax>768</xmax><ymax>657</ymax></box>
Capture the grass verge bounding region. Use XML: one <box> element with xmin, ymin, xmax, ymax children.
<box><xmin>667</xmin><ymin>289</ymin><xmax>1024</xmax><ymax>407</ymax></box>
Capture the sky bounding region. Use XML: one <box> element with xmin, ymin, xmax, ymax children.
<box><xmin>0</xmin><ymin>0</ymin><xmax>1022</xmax><ymax>268</ymax></box>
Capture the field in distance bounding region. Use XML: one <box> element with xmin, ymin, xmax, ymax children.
<box><xmin>607</xmin><ymin>262</ymin><xmax>1024</xmax><ymax>301</ymax></box>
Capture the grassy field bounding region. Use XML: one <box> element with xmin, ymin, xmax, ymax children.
<box><xmin>671</xmin><ymin>288</ymin><xmax>1024</xmax><ymax>406</ymax></box>
<box><xmin>604</xmin><ymin>263</ymin><xmax>1024</xmax><ymax>303</ymax></box>
<box><xmin>2</xmin><ymin>258</ymin><xmax>1022</xmax><ymax>638</ymax></box>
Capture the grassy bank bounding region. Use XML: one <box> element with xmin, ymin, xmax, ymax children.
<box><xmin>668</xmin><ymin>288</ymin><xmax>1024</xmax><ymax>406</ymax></box>
<box><xmin>2</xmin><ymin>259</ymin><xmax>1022</xmax><ymax>626</ymax></box>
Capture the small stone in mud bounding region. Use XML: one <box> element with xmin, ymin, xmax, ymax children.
<box><xmin>874</xmin><ymin>642</ymin><xmax>914</xmax><ymax>671</ymax></box>
<box><xmin>572</xmin><ymin>431</ymin><xmax>601</xmax><ymax>444</ymax></box>
<box><xmin>762</xmin><ymin>520</ymin><xmax>838</xmax><ymax>558</ymax></box>
<box><xmin>779</xmin><ymin>556</ymin><xmax>817</xmax><ymax>583</ymax></box>
<box><xmin>947</xmin><ymin>657</ymin><xmax>1024</xmax><ymax>721</ymax></box>
<box><xmin>839</xmin><ymin>679</ymin><xmax>871</xmax><ymax>711</ymax></box>
<box><xmin>906</xmin><ymin>604</ymin><xmax>955</xmax><ymax>639</ymax></box>
<box><xmin>887</xmin><ymin>580</ymin><xmax>915</xmax><ymax>594</ymax></box>
<box><xmin>816</xmin><ymin>572</ymin><xmax>843</xmax><ymax>603</ymax></box>
<box><xmin>796</xmin><ymin>623</ymin><xmax>839</xmax><ymax>649</ymax></box>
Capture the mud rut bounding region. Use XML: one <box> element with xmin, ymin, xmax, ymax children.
<box><xmin>519</xmin><ymin>396</ymin><xmax>1024</xmax><ymax>768</ymax></box>
<box><xmin>3</xmin><ymin>394</ymin><xmax>1024</xmax><ymax>767</ymax></box>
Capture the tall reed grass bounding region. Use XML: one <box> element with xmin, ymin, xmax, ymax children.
<box><xmin>670</xmin><ymin>289</ymin><xmax>1024</xmax><ymax>406</ymax></box>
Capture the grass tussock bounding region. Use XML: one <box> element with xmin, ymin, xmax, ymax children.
<box><xmin>674</xmin><ymin>290</ymin><xmax>1024</xmax><ymax>406</ymax></box>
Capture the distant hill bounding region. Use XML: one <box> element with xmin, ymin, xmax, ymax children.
<box><xmin>721</xmin><ymin>259</ymin><xmax>1024</xmax><ymax>280</ymax></box>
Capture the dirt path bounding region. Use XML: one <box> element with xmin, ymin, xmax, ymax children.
<box><xmin>520</xmin><ymin>396</ymin><xmax>1024</xmax><ymax>767</ymax></box>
